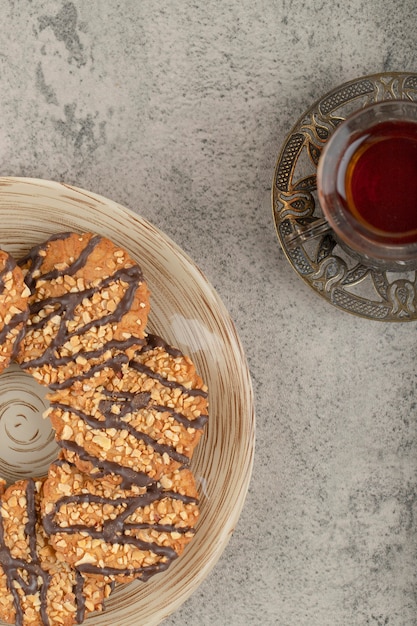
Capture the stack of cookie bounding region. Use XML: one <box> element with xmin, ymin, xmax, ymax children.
<box><xmin>0</xmin><ymin>233</ymin><xmax>208</xmax><ymax>626</ymax></box>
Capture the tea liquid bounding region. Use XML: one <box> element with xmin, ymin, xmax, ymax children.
<box><xmin>341</xmin><ymin>120</ymin><xmax>417</xmax><ymax>240</ymax></box>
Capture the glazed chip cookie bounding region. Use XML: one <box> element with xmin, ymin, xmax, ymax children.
<box><xmin>46</xmin><ymin>334</ymin><xmax>209</xmax><ymax>485</ymax></box>
<box><xmin>17</xmin><ymin>232</ymin><xmax>150</xmax><ymax>387</ymax></box>
<box><xmin>0</xmin><ymin>478</ymin><xmax>112</xmax><ymax>626</ymax></box>
<box><xmin>42</xmin><ymin>461</ymin><xmax>200</xmax><ymax>584</ymax></box>
<box><xmin>0</xmin><ymin>249</ymin><xmax>30</xmax><ymax>373</ymax></box>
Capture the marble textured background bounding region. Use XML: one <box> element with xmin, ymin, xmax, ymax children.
<box><xmin>0</xmin><ymin>1</ymin><xmax>417</xmax><ymax>624</ymax></box>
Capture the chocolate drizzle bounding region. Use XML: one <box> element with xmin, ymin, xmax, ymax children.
<box><xmin>43</xmin><ymin>476</ymin><xmax>198</xmax><ymax>581</ymax></box>
<box><xmin>54</xmin><ymin>400</ymin><xmax>191</xmax><ymax>466</ymax></box>
<box><xmin>10</xmin><ymin>313</ymin><xmax>30</xmax><ymax>361</ymax></box>
<box><xmin>0</xmin><ymin>253</ymin><xmax>18</xmax><ymax>295</ymax></box>
<box><xmin>129</xmin><ymin>357</ymin><xmax>208</xmax><ymax>399</ymax></box>
<box><xmin>20</xmin><ymin>233</ymin><xmax>102</xmax><ymax>293</ymax></box>
<box><xmin>0</xmin><ymin>480</ymin><xmax>51</xmax><ymax>626</ymax></box>
<box><xmin>47</xmin><ymin>332</ymin><xmax>208</xmax><ymax>482</ymax></box>
<box><xmin>0</xmin><ymin>254</ymin><xmax>30</xmax><ymax>360</ymax></box>
<box><xmin>98</xmin><ymin>385</ymin><xmax>208</xmax><ymax>430</ymax></box>
<box><xmin>47</xmin><ymin>350</ymin><xmax>130</xmax><ymax>389</ymax></box>
<box><xmin>19</xmin><ymin>232</ymin><xmax>73</xmax><ymax>292</ymax></box>
<box><xmin>74</xmin><ymin>571</ymin><xmax>86</xmax><ymax>624</ymax></box>
<box><xmin>60</xmin><ymin>440</ymin><xmax>156</xmax><ymax>488</ymax></box>
<box><xmin>0</xmin><ymin>309</ymin><xmax>29</xmax><ymax>353</ymax></box>
<box><xmin>78</xmin><ymin>560</ymin><xmax>172</xmax><ymax>581</ymax></box>
<box><xmin>32</xmin><ymin>235</ymin><xmax>102</xmax><ymax>287</ymax></box>
<box><xmin>19</xmin><ymin>233</ymin><xmax>146</xmax><ymax>376</ymax></box>
<box><xmin>0</xmin><ymin>478</ymin><xmax>103</xmax><ymax>626</ymax></box>
<box><xmin>140</xmin><ymin>333</ymin><xmax>183</xmax><ymax>357</ymax></box>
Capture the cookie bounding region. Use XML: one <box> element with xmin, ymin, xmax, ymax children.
<box><xmin>16</xmin><ymin>232</ymin><xmax>150</xmax><ymax>388</ymax></box>
<box><xmin>0</xmin><ymin>249</ymin><xmax>30</xmax><ymax>373</ymax></box>
<box><xmin>0</xmin><ymin>478</ymin><xmax>112</xmax><ymax>626</ymax></box>
<box><xmin>42</xmin><ymin>460</ymin><xmax>200</xmax><ymax>584</ymax></box>
<box><xmin>46</xmin><ymin>334</ymin><xmax>209</xmax><ymax>486</ymax></box>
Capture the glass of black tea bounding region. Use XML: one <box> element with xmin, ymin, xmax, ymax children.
<box><xmin>316</xmin><ymin>100</ymin><xmax>417</xmax><ymax>269</ymax></box>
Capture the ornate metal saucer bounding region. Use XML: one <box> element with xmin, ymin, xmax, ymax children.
<box><xmin>272</xmin><ymin>72</ymin><xmax>417</xmax><ymax>321</ymax></box>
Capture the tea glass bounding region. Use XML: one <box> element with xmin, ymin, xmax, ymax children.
<box><xmin>290</xmin><ymin>100</ymin><xmax>417</xmax><ymax>270</ymax></box>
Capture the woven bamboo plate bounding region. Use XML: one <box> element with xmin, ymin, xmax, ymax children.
<box><xmin>0</xmin><ymin>177</ymin><xmax>255</xmax><ymax>626</ymax></box>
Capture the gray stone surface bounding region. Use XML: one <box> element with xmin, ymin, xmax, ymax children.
<box><xmin>1</xmin><ymin>1</ymin><xmax>417</xmax><ymax>624</ymax></box>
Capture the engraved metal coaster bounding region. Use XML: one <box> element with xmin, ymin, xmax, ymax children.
<box><xmin>272</xmin><ymin>72</ymin><xmax>417</xmax><ymax>321</ymax></box>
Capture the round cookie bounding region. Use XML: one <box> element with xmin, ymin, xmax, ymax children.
<box><xmin>46</xmin><ymin>334</ymin><xmax>209</xmax><ymax>486</ymax></box>
<box><xmin>0</xmin><ymin>477</ymin><xmax>112</xmax><ymax>626</ymax></box>
<box><xmin>16</xmin><ymin>232</ymin><xmax>150</xmax><ymax>388</ymax></box>
<box><xmin>0</xmin><ymin>249</ymin><xmax>30</xmax><ymax>373</ymax></box>
<box><xmin>42</xmin><ymin>460</ymin><xmax>200</xmax><ymax>584</ymax></box>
